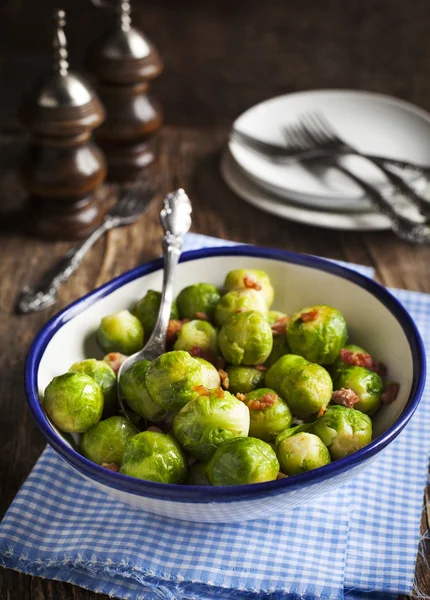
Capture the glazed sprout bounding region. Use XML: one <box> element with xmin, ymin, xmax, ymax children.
<box><xmin>214</xmin><ymin>288</ymin><xmax>268</xmax><ymax>327</ymax></box>
<box><xmin>219</xmin><ymin>311</ymin><xmax>273</xmax><ymax>366</ymax></box>
<box><xmin>176</xmin><ymin>283</ymin><xmax>221</xmax><ymax>321</ymax></box>
<box><xmin>69</xmin><ymin>358</ymin><xmax>117</xmax><ymax>416</ymax></box>
<box><xmin>186</xmin><ymin>461</ymin><xmax>212</xmax><ymax>485</ymax></box>
<box><xmin>119</xmin><ymin>360</ymin><xmax>168</xmax><ymax>422</ymax></box>
<box><xmin>311</xmin><ymin>405</ymin><xmax>372</xmax><ymax>460</ymax></box>
<box><xmin>277</xmin><ymin>432</ymin><xmax>331</xmax><ymax>475</ymax></box>
<box><xmin>172</xmin><ymin>388</ymin><xmax>250</xmax><ymax>460</ymax></box>
<box><xmin>224</xmin><ymin>269</ymin><xmax>274</xmax><ymax>307</ymax></box>
<box><xmin>194</xmin><ymin>357</ymin><xmax>221</xmax><ymax>388</ymax></box>
<box><xmin>135</xmin><ymin>290</ymin><xmax>179</xmax><ymax>337</ymax></box>
<box><xmin>226</xmin><ymin>365</ymin><xmax>265</xmax><ymax>395</ymax></box>
<box><xmin>43</xmin><ymin>372</ymin><xmax>103</xmax><ymax>433</ymax></box>
<box><xmin>120</xmin><ymin>431</ymin><xmax>187</xmax><ymax>483</ymax></box>
<box><xmin>174</xmin><ymin>320</ymin><xmax>218</xmax><ymax>354</ymax></box>
<box><xmin>96</xmin><ymin>310</ymin><xmax>144</xmax><ymax>355</ymax></box>
<box><xmin>332</xmin><ymin>366</ymin><xmax>383</xmax><ymax>415</ymax></box>
<box><xmin>208</xmin><ymin>437</ymin><xmax>280</xmax><ymax>486</ymax></box>
<box><xmin>80</xmin><ymin>415</ymin><xmax>138</xmax><ymax>466</ymax></box>
<box><xmin>280</xmin><ymin>363</ymin><xmax>332</xmax><ymax>419</ymax></box>
<box><xmin>286</xmin><ymin>305</ymin><xmax>348</xmax><ymax>365</ymax></box>
<box><xmin>264</xmin><ymin>354</ymin><xmax>309</xmax><ymax>394</ymax></box>
<box><xmin>242</xmin><ymin>388</ymin><xmax>292</xmax><ymax>442</ymax></box>
<box><xmin>145</xmin><ymin>350</ymin><xmax>204</xmax><ymax>412</ymax></box>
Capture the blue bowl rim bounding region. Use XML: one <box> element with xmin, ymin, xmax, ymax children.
<box><xmin>25</xmin><ymin>244</ymin><xmax>426</xmax><ymax>503</ymax></box>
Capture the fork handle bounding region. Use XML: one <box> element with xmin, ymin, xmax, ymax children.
<box><xmin>16</xmin><ymin>216</ymin><xmax>117</xmax><ymax>314</ymax></box>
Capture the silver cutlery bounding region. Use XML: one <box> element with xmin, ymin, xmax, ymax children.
<box><xmin>16</xmin><ymin>176</ymin><xmax>158</xmax><ymax>314</ymax></box>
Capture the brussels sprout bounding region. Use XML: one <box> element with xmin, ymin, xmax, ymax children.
<box><xmin>330</xmin><ymin>344</ymin><xmax>371</xmax><ymax>377</ymax></box>
<box><xmin>119</xmin><ymin>360</ymin><xmax>167</xmax><ymax>422</ymax></box>
<box><xmin>224</xmin><ymin>269</ymin><xmax>274</xmax><ymax>307</ymax></box>
<box><xmin>333</xmin><ymin>366</ymin><xmax>383</xmax><ymax>415</ymax></box>
<box><xmin>219</xmin><ymin>311</ymin><xmax>273</xmax><ymax>366</ymax></box>
<box><xmin>173</xmin><ymin>388</ymin><xmax>250</xmax><ymax>460</ymax></box>
<box><xmin>174</xmin><ymin>320</ymin><xmax>218</xmax><ymax>354</ymax></box>
<box><xmin>97</xmin><ymin>310</ymin><xmax>144</xmax><ymax>355</ymax></box>
<box><xmin>275</xmin><ymin>424</ymin><xmax>311</xmax><ymax>447</ymax></box>
<box><xmin>176</xmin><ymin>283</ymin><xmax>221</xmax><ymax>320</ymax></box>
<box><xmin>43</xmin><ymin>372</ymin><xmax>104</xmax><ymax>433</ymax></box>
<box><xmin>145</xmin><ymin>351</ymin><xmax>204</xmax><ymax>412</ymax></box>
<box><xmin>277</xmin><ymin>432</ymin><xmax>331</xmax><ymax>475</ymax></box>
<box><xmin>69</xmin><ymin>359</ymin><xmax>117</xmax><ymax>416</ymax></box>
<box><xmin>264</xmin><ymin>354</ymin><xmax>309</xmax><ymax>394</ymax></box>
<box><xmin>208</xmin><ymin>437</ymin><xmax>279</xmax><ymax>486</ymax></box>
<box><xmin>135</xmin><ymin>290</ymin><xmax>179</xmax><ymax>336</ymax></box>
<box><xmin>265</xmin><ymin>336</ymin><xmax>290</xmax><ymax>369</ymax></box>
<box><xmin>80</xmin><ymin>416</ymin><xmax>138</xmax><ymax>465</ymax></box>
<box><xmin>311</xmin><ymin>405</ymin><xmax>372</xmax><ymax>460</ymax></box>
<box><xmin>215</xmin><ymin>288</ymin><xmax>268</xmax><ymax>327</ymax></box>
<box><xmin>280</xmin><ymin>363</ymin><xmax>332</xmax><ymax>419</ymax></box>
<box><xmin>226</xmin><ymin>365</ymin><xmax>265</xmax><ymax>395</ymax></box>
<box><xmin>287</xmin><ymin>305</ymin><xmax>348</xmax><ymax>365</ymax></box>
<box><xmin>195</xmin><ymin>357</ymin><xmax>221</xmax><ymax>388</ymax></box>
<box><xmin>242</xmin><ymin>388</ymin><xmax>292</xmax><ymax>442</ymax></box>
<box><xmin>186</xmin><ymin>461</ymin><xmax>212</xmax><ymax>485</ymax></box>
<box><xmin>120</xmin><ymin>431</ymin><xmax>187</xmax><ymax>483</ymax></box>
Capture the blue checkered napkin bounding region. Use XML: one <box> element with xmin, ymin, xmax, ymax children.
<box><xmin>0</xmin><ymin>233</ymin><xmax>428</xmax><ymax>600</ymax></box>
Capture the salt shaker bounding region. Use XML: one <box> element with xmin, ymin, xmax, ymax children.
<box><xmin>20</xmin><ymin>10</ymin><xmax>107</xmax><ymax>239</ymax></box>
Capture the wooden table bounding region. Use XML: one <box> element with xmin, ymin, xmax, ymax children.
<box><xmin>1</xmin><ymin>1</ymin><xmax>430</xmax><ymax>598</ymax></box>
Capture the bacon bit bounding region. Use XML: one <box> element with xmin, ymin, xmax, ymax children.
<box><xmin>340</xmin><ymin>348</ymin><xmax>374</xmax><ymax>370</ymax></box>
<box><xmin>248</xmin><ymin>392</ymin><xmax>278</xmax><ymax>411</ymax></box>
<box><xmin>147</xmin><ymin>426</ymin><xmax>163</xmax><ymax>433</ymax></box>
<box><xmin>317</xmin><ymin>405</ymin><xmax>327</xmax><ymax>419</ymax></box>
<box><xmin>255</xmin><ymin>364</ymin><xmax>267</xmax><ymax>372</ymax></box>
<box><xmin>193</xmin><ymin>385</ymin><xmax>211</xmax><ymax>396</ymax></box>
<box><xmin>218</xmin><ymin>368</ymin><xmax>230</xmax><ymax>389</ymax></box>
<box><xmin>196</xmin><ymin>312</ymin><xmax>209</xmax><ymax>321</ymax></box>
<box><xmin>236</xmin><ymin>308</ymin><xmax>246</xmax><ymax>313</ymax></box>
<box><xmin>101</xmin><ymin>462</ymin><xmax>120</xmax><ymax>472</ymax></box>
<box><xmin>332</xmin><ymin>388</ymin><xmax>360</xmax><ymax>408</ymax></box>
<box><xmin>277</xmin><ymin>472</ymin><xmax>287</xmax><ymax>480</ymax></box>
<box><xmin>189</xmin><ymin>346</ymin><xmax>223</xmax><ymax>369</ymax></box>
<box><xmin>271</xmin><ymin>315</ymin><xmax>290</xmax><ymax>336</ymax></box>
<box><xmin>215</xmin><ymin>387</ymin><xmax>225</xmax><ymax>398</ymax></box>
<box><xmin>166</xmin><ymin>319</ymin><xmax>185</xmax><ymax>344</ymax></box>
<box><xmin>243</xmin><ymin>274</ymin><xmax>262</xmax><ymax>291</ymax></box>
<box><xmin>236</xmin><ymin>393</ymin><xmax>247</xmax><ymax>402</ymax></box>
<box><xmin>381</xmin><ymin>382</ymin><xmax>400</xmax><ymax>405</ymax></box>
<box><xmin>103</xmin><ymin>352</ymin><xmax>126</xmax><ymax>374</ymax></box>
<box><xmin>300</xmin><ymin>309</ymin><xmax>320</xmax><ymax>322</ymax></box>
<box><xmin>373</xmin><ymin>362</ymin><xmax>387</xmax><ymax>378</ymax></box>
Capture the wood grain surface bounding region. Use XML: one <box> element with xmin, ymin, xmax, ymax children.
<box><xmin>1</xmin><ymin>0</ymin><xmax>430</xmax><ymax>597</ymax></box>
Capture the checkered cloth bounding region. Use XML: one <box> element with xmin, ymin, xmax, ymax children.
<box><xmin>0</xmin><ymin>233</ymin><xmax>428</xmax><ymax>600</ymax></box>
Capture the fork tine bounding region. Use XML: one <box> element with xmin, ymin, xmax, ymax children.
<box><xmin>311</xmin><ymin>112</ymin><xmax>343</xmax><ymax>144</ymax></box>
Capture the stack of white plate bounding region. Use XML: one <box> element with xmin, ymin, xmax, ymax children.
<box><xmin>221</xmin><ymin>90</ymin><xmax>430</xmax><ymax>231</ymax></box>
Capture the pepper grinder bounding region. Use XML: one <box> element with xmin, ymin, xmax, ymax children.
<box><xmin>87</xmin><ymin>0</ymin><xmax>163</xmax><ymax>182</ymax></box>
<box><xmin>20</xmin><ymin>10</ymin><xmax>107</xmax><ymax>239</ymax></box>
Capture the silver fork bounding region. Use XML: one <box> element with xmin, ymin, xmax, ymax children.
<box><xmin>16</xmin><ymin>175</ymin><xmax>158</xmax><ymax>314</ymax></box>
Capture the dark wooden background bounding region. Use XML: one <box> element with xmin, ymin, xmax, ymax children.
<box><xmin>1</xmin><ymin>1</ymin><xmax>429</xmax><ymax>598</ymax></box>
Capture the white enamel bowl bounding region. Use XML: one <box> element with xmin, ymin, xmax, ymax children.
<box><xmin>25</xmin><ymin>246</ymin><xmax>425</xmax><ymax>523</ymax></box>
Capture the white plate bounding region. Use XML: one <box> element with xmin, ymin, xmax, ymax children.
<box><xmin>230</xmin><ymin>89</ymin><xmax>430</xmax><ymax>211</ymax></box>
<box><xmin>220</xmin><ymin>148</ymin><xmax>392</xmax><ymax>231</ymax></box>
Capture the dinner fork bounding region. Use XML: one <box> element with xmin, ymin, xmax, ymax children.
<box><xmin>16</xmin><ymin>175</ymin><xmax>158</xmax><ymax>314</ymax></box>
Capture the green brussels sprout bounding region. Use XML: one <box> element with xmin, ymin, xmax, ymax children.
<box><xmin>174</xmin><ymin>320</ymin><xmax>218</xmax><ymax>354</ymax></box>
<box><xmin>145</xmin><ymin>351</ymin><xmax>204</xmax><ymax>412</ymax></box>
<box><xmin>80</xmin><ymin>416</ymin><xmax>138</xmax><ymax>466</ymax></box>
<box><xmin>225</xmin><ymin>365</ymin><xmax>265</xmax><ymax>395</ymax></box>
<box><xmin>120</xmin><ymin>431</ymin><xmax>187</xmax><ymax>483</ymax></box>
<box><xmin>287</xmin><ymin>305</ymin><xmax>348</xmax><ymax>365</ymax></box>
<box><xmin>208</xmin><ymin>437</ymin><xmax>280</xmax><ymax>486</ymax></box>
<box><xmin>280</xmin><ymin>363</ymin><xmax>332</xmax><ymax>419</ymax></box>
<box><xmin>275</xmin><ymin>424</ymin><xmax>311</xmax><ymax>447</ymax></box>
<box><xmin>173</xmin><ymin>388</ymin><xmax>250</xmax><ymax>460</ymax></box>
<box><xmin>242</xmin><ymin>388</ymin><xmax>292</xmax><ymax>442</ymax></box>
<box><xmin>186</xmin><ymin>461</ymin><xmax>212</xmax><ymax>485</ymax></box>
<box><xmin>135</xmin><ymin>290</ymin><xmax>179</xmax><ymax>337</ymax></box>
<box><xmin>330</xmin><ymin>344</ymin><xmax>371</xmax><ymax>377</ymax></box>
<box><xmin>333</xmin><ymin>366</ymin><xmax>383</xmax><ymax>415</ymax></box>
<box><xmin>277</xmin><ymin>432</ymin><xmax>331</xmax><ymax>475</ymax></box>
<box><xmin>264</xmin><ymin>354</ymin><xmax>309</xmax><ymax>394</ymax></box>
<box><xmin>119</xmin><ymin>360</ymin><xmax>168</xmax><ymax>422</ymax></box>
<box><xmin>311</xmin><ymin>405</ymin><xmax>372</xmax><ymax>460</ymax></box>
<box><xmin>69</xmin><ymin>359</ymin><xmax>117</xmax><ymax>416</ymax></box>
<box><xmin>176</xmin><ymin>283</ymin><xmax>221</xmax><ymax>320</ymax></box>
<box><xmin>265</xmin><ymin>336</ymin><xmax>290</xmax><ymax>369</ymax></box>
<box><xmin>97</xmin><ymin>310</ymin><xmax>144</xmax><ymax>355</ymax></box>
<box><xmin>219</xmin><ymin>311</ymin><xmax>273</xmax><ymax>366</ymax></box>
<box><xmin>194</xmin><ymin>357</ymin><xmax>221</xmax><ymax>388</ymax></box>
<box><xmin>214</xmin><ymin>288</ymin><xmax>268</xmax><ymax>327</ymax></box>
<box><xmin>43</xmin><ymin>372</ymin><xmax>104</xmax><ymax>433</ymax></box>
<box><xmin>224</xmin><ymin>269</ymin><xmax>274</xmax><ymax>307</ymax></box>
